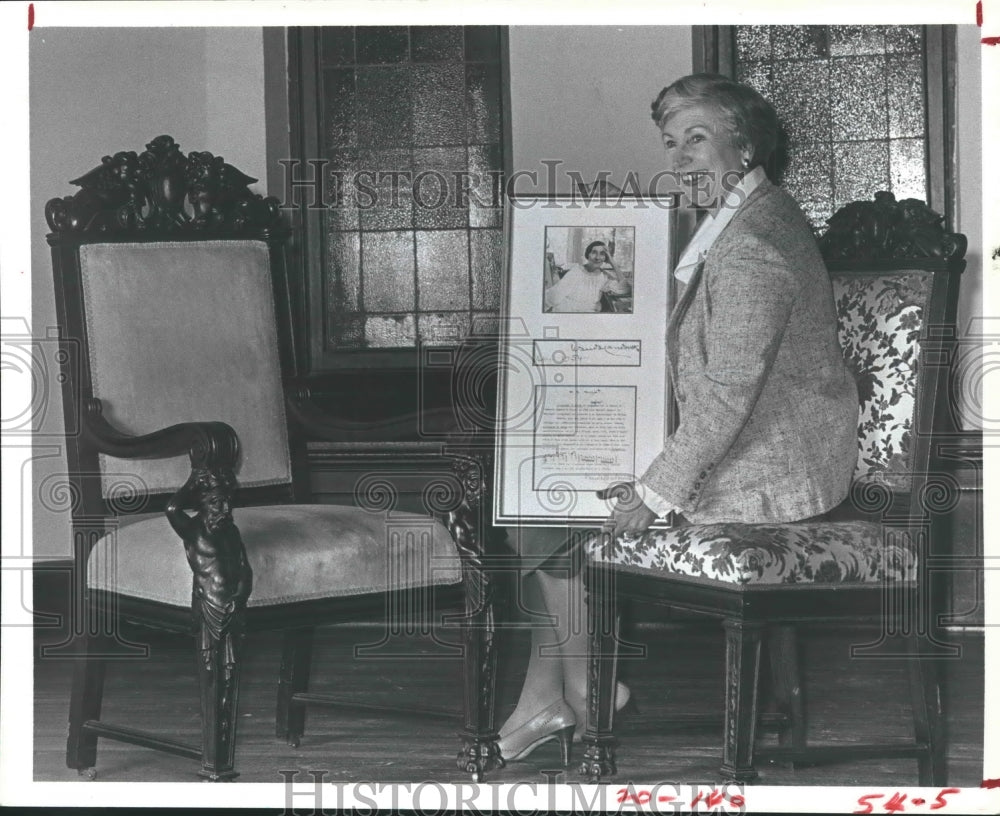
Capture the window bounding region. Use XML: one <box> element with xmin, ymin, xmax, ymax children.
<box><xmin>696</xmin><ymin>25</ymin><xmax>955</xmax><ymax>234</ymax></box>
<box><xmin>287</xmin><ymin>26</ymin><xmax>506</xmax><ymax>367</ymax></box>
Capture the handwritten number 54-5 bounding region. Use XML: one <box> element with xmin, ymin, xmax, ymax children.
<box><xmin>854</xmin><ymin>789</ymin><xmax>960</xmax><ymax>814</ymax></box>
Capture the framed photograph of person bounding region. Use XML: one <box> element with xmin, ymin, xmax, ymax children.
<box><xmin>543</xmin><ymin>226</ymin><xmax>635</xmax><ymax>314</ymax></box>
<box><xmin>495</xmin><ymin>194</ymin><xmax>679</xmax><ymax>525</ymax></box>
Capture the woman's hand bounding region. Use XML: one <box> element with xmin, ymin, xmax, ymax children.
<box><xmin>597</xmin><ymin>482</ymin><xmax>658</xmax><ymax>539</ymax></box>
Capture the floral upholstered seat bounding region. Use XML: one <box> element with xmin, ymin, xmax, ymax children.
<box><xmin>586</xmin><ymin>520</ymin><xmax>916</xmax><ymax>585</ymax></box>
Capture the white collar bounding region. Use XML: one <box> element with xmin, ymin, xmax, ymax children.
<box><xmin>673</xmin><ymin>166</ymin><xmax>767</xmax><ymax>283</ymax></box>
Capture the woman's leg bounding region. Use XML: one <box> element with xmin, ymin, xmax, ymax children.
<box><xmin>498</xmin><ymin>569</ymin><xmax>565</xmax><ymax>737</ymax></box>
<box><xmin>500</xmin><ymin>531</ymin><xmax>629</xmax><ymax>741</ymax></box>
<box><xmin>535</xmin><ymin>567</ymin><xmax>590</xmax><ymax>719</ymax></box>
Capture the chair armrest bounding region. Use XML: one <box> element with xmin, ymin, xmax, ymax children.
<box><xmin>82</xmin><ymin>397</ymin><xmax>239</xmax><ymax>471</ymax></box>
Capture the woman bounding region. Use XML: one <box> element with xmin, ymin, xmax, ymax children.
<box><xmin>543</xmin><ymin>240</ymin><xmax>629</xmax><ymax>312</ymax></box>
<box><xmin>497</xmin><ymin>73</ymin><xmax>859</xmax><ymax>763</ymax></box>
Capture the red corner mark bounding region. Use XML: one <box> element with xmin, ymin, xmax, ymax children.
<box><xmin>28</xmin><ymin>3</ymin><xmax>34</xmax><ymax>31</ymax></box>
<box><xmin>982</xmin><ymin>778</ymin><xmax>1000</xmax><ymax>788</ymax></box>
<box><xmin>982</xmin><ymin>0</ymin><xmax>1000</xmax><ymax>44</ymax></box>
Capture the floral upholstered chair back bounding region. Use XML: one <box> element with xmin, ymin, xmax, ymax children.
<box><xmin>832</xmin><ymin>269</ymin><xmax>932</xmax><ymax>495</ymax></box>
<box><xmin>821</xmin><ymin>192</ymin><xmax>967</xmax><ymax>509</ymax></box>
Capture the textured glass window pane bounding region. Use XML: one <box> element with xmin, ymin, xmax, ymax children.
<box><xmin>772</xmin><ymin>26</ymin><xmax>829</xmax><ymax>59</ymax></box>
<box><xmin>356</xmin><ymin>27</ymin><xmax>409</xmax><ymax>64</ymax></box>
<box><xmin>322</xmin><ymin>28</ymin><xmax>355</xmax><ymax>66</ymax></box>
<box><xmin>736</xmin><ymin>26</ymin><xmax>771</xmax><ymax>63</ymax></box>
<box><xmin>417</xmin><ymin>230</ymin><xmax>470</xmax><ymax>310</ymax></box>
<box><xmin>413</xmin><ymin>147</ymin><xmax>469</xmax><ymax>229</ymax></box>
<box><xmin>890</xmin><ymin>138</ymin><xmax>927</xmax><ymax>201</ymax></box>
<box><xmin>467</xmin><ymin>62</ymin><xmax>502</xmax><ymax>144</ymax></box>
<box><xmin>419</xmin><ymin>313</ymin><xmax>471</xmax><ymax>346</ymax></box>
<box><xmin>326</xmin><ymin>230</ymin><xmax>362</xmax><ymax>312</ymax></box>
<box><xmin>467</xmin><ymin>145</ymin><xmax>503</xmax><ymax>228</ymax></box>
<box><xmin>412</xmin><ymin>26</ymin><xmax>463</xmax><ymax>62</ymax></box>
<box><xmin>465</xmin><ymin>26</ymin><xmax>501</xmax><ymax>62</ymax></box>
<box><xmin>362</xmin><ymin>231</ymin><xmax>415</xmax><ymax>312</ymax></box>
<box><xmin>735</xmin><ymin>24</ymin><xmax>928</xmax><ymax>237</ymax></box>
<box><xmin>327</xmin><ymin>150</ymin><xmax>360</xmax><ymax>231</ymax></box>
<box><xmin>317</xmin><ymin>26</ymin><xmax>504</xmax><ymax>352</ymax></box>
<box><xmin>471</xmin><ymin>230</ymin><xmax>502</xmax><ymax>310</ymax></box>
<box><xmin>885</xmin><ymin>25</ymin><xmax>923</xmax><ymax>53</ymax></box>
<box><xmin>413</xmin><ymin>64</ymin><xmax>467</xmax><ymax>145</ymax></box>
<box><xmin>830</xmin><ymin>56</ymin><xmax>887</xmax><ymax>141</ymax></box>
<box><xmin>365</xmin><ymin>314</ymin><xmax>416</xmax><ymax>347</ymax></box>
<box><xmin>331</xmin><ymin>315</ymin><xmax>365</xmax><ymax>348</ymax></box>
<box><xmin>829</xmin><ymin>25</ymin><xmax>886</xmax><ymax>56</ymax></box>
<box><xmin>323</xmin><ymin>69</ymin><xmax>356</xmax><ymax>151</ymax></box>
<box><xmin>471</xmin><ymin>313</ymin><xmax>502</xmax><ymax>336</ymax></box>
<box><xmin>782</xmin><ymin>143</ymin><xmax>834</xmax><ymax>232</ymax></box>
<box><xmin>357</xmin><ymin>148</ymin><xmax>413</xmax><ymax>231</ymax></box>
<box><xmin>833</xmin><ymin>140</ymin><xmax>890</xmax><ymax>211</ymax></box>
<box><xmin>736</xmin><ymin>61</ymin><xmax>772</xmax><ymax>102</ymax></box>
<box><xmin>357</xmin><ymin>67</ymin><xmax>412</xmax><ymax>148</ymax></box>
<box><xmin>887</xmin><ymin>54</ymin><xmax>925</xmax><ymax>138</ymax></box>
<box><xmin>771</xmin><ymin>60</ymin><xmax>830</xmax><ymax>145</ymax></box>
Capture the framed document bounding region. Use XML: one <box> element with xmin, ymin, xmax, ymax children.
<box><xmin>495</xmin><ymin>194</ymin><xmax>678</xmax><ymax>525</ymax></box>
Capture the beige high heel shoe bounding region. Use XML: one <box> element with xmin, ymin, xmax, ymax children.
<box><xmin>497</xmin><ymin>699</ymin><xmax>576</xmax><ymax>765</ymax></box>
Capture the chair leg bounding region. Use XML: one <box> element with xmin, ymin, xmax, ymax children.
<box><xmin>908</xmin><ymin>647</ymin><xmax>946</xmax><ymax>785</ymax></box>
<box><xmin>578</xmin><ymin>563</ymin><xmax>618</xmax><ymax>782</ymax></box>
<box><xmin>196</xmin><ymin>627</ymin><xmax>244</xmax><ymax>782</ymax></box>
<box><xmin>766</xmin><ymin>624</ymin><xmax>806</xmax><ymax>750</ymax></box>
<box><xmin>454</xmin><ymin>565</ymin><xmax>503</xmax><ymax>782</ymax></box>
<box><xmin>720</xmin><ymin>619</ymin><xmax>764</xmax><ymax>783</ymax></box>
<box><xmin>65</xmin><ymin>631</ymin><xmax>106</xmax><ymax>779</ymax></box>
<box><xmin>276</xmin><ymin>627</ymin><xmax>315</xmax><ymax>747</ymax></box>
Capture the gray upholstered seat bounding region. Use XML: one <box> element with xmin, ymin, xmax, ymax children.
<box><xmin>88</xmin><ymin>505</ymin><xmax>462</xmax><ymax>607</ymax></box>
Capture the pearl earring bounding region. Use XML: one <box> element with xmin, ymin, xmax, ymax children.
<box><xmin>741</xmin><ymin>156</ymin><xmax>750</xmax><ymax>168</ymax></box>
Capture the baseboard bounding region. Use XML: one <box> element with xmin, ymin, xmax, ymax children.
<box><xmin>31</xmin><ymin>557</ymin><xmax>75</xmax><ymax>614</ymax></box>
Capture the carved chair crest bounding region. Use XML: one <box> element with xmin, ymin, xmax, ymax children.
<box><xmin>45</xmin><ymin>134</ymin><xmax>280</xmax><ymax>234</ymax></box>
<box><xmin>818</xmin><ymin>190</ymin><xmax>967</xmax><ymax>262</ymax></box>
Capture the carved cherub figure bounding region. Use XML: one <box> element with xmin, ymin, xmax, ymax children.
<box><xmin>166</xmin><ymin>467</ymin><xmax>253</xmax><ymax>647</ymax></box>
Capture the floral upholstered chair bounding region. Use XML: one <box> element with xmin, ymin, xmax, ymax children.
<box><xmin>47</xmin><ymin>136</ymin><xmax>503</xmax><ymax>782</ymax></box>
<box><xmin>579</xmin><ymin>193</ymin><xmax>967</xmax><ymax>784</ymax></box>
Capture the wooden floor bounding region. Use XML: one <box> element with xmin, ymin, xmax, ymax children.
<box><xmin>33</xmin><ymin>614</ymin><xmax>984</xmax><ymax>786</ymax></box>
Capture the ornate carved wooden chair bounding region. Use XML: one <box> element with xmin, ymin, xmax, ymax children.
<box><xmin>45</xmin><ymin>136</ymin><xmax>503</xmax><ymax>781</ymax></box>
<box><xmin>579</xmin><ymin>193</ymin><xmax>967</xmax><ymax>784</ymax></box>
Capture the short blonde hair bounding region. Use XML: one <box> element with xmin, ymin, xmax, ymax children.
<box><xmin>651</xmin><ymin>73</ymin><xmax>780</xmax><ymax>170</ymax></box>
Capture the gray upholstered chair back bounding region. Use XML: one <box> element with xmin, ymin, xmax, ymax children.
<box><xmin>78</xmin><ymin>240</ymin><xmax>292</xmax><ymax>498</ymax></box>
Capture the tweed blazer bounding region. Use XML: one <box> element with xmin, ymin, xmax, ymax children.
<box><xmin>639</xmin><ymin>179</ymin><xmax>858</xmax><ymax>523</ymax></box>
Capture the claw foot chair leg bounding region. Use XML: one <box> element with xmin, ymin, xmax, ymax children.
<box><xmin>196</xmin><ymin>627</ymin><xmax>244</xmax><ymax>782</ymax></box>
<box><xmin>276</xmin><ymin>627</ymin><xmax>314</xmax><ymax>748</ymax></box>
<box><xmin>455</xmin><ymin>573</ymin><xmax>503</xmax><ymax>781</ymax></box>
<box><xmin>579</xmin><ymin>562</ymin><xmax>619</xmax><ymax>782</ymax></box>
<box><xmin>720</xmin><ymin>619</ymin><xmax>763</xmax><ymax>783</ymax></box>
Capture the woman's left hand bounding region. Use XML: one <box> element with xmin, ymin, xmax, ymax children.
<box><xmin>597</xmin><ymin>482</ymin><xmax>658</xmax><ymax>539</ymax></box>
